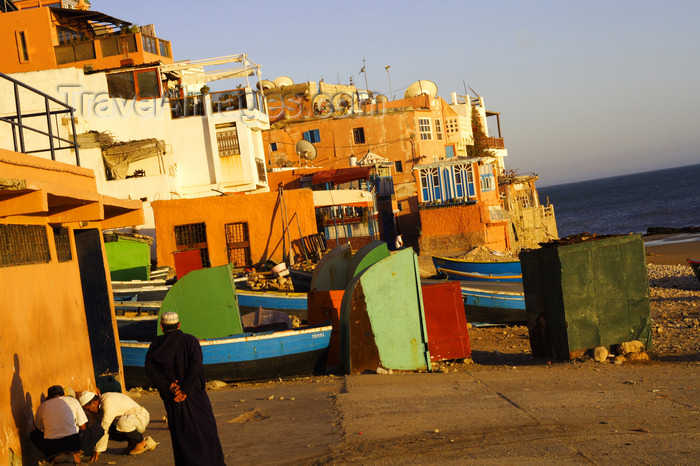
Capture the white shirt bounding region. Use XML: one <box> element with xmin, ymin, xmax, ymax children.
<box><xmin>35</xmin><ymin>396</ymin><xmax>87</xmax><ymax>439</ymax></box>
<box><xmin>95</xmin><ymin>392</ymin><xmax>150</xmax><ymax>452</ymax></box>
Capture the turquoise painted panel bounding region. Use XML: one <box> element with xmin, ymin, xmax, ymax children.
<box><xmin>347</xmin><ymin>240</ymin><xmax>389</xmax><ymax>280</ymax></box>
<box><xmin>340</xmin><ymin>248</ymin><xmax>430</xmax><ymax>372</ymax></box>
<box><xmin>158</xmin><ymin>264</ymin><xmax>244</xmax><ymax>339</ymax></box>
<box><xmin>310</xmin><ymin>244</ymin><xmax>352</xmax><ymax>291</ymax></box>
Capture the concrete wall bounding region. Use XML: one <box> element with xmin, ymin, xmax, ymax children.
<box><xmin>152</xmin><ymin>189</ymin><xmax>317</xmax><ymax>269</ymax></box>
<box><xmin>418</xmin><ymin>202</ymin><xmax>510</xmax><ymax>255</ymax></box>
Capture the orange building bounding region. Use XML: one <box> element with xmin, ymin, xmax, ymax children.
<box><xmin>0</xmin><ymin>0</ymin><xmax>173</xmax><ymax>74</ymax></box>
<box><xmin>264</xmin><ymin>85</ymin><xmax>463</xmax><ymax>245</ymax></box>
<box><xmin>151</xmin><ymin>189</ymin><xmax>318</xmax><ymax>271</ymax></box>
<box><xmin>0</xmin><ymin>146</ymin><xmax>143</xmax><ymax>464</ymax></box>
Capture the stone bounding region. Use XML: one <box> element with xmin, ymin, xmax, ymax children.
<box><xmin>206</xmin><ymin>380</ymin><xmax>228</xmax><ymax>390</ymax></box>
<box><xmin>593</xmin><ymin>346</ymin><xmax>609</xmax><ymax>362</ymax></box>
<box><xmin>614</xmin><ymin>355</ymin><xmax>626</xmax><ymax>365</ymax></box>
<box><xmin>627</xmin><ymin>352</ymin><xmax>650</xmax><ymax>361</ymax></box>
<box><xmin>376</xmin><ymin>367</ymin><xmax>389</xmax><ymax>375</ymax></box>
<box><xmin>618</xmin><ymin>340</ymin><xmax>646</xmax><ymax>355</ymax></box>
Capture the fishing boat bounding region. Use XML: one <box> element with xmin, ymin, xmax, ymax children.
<box><xmin>459</xmin><ymin>280</ymin><xmax>526</xmax><ymax>325</ymax></box>
<box><xmin>289</xmin><ymin>267</ymin><xmax>313</xmax><ymax>292</ymax></box>
<box><xmin>118</xmin><ymin>264</ymin><xmax>331</xmax><ymax>387</ymax></box>
<box><xmin>688</xmin><ymin>258</ymin><xmax>700</xmax><ymax>285</ymax></box>
<box><xmin>113</xmin><ymin>278</ymin><xmax>309</xmax><ymax>321</ymax></box>
<box><xmin>432</xmin><ymin>256</ymin><xmax>522</xmax><ymax>282</ymax></box>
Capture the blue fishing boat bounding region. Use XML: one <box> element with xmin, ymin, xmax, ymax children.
<box><xmin>459</xmin><ymin>281</ymin><xmax>526</xmax><ymax>324</ymax></box>
<box><xmin>118</xmin><ymin>264</ymin><xmax>330</xmax><ymax>387</ymax></box>
<box><xmin>237</xmin><ymin>289</ymin><xmax>308</xmax><ymax>320</ymax></box>
<box><xmin>432</xmin><ymin>256</ymin><xmax>522</xmax><ymax>282</ymax></box>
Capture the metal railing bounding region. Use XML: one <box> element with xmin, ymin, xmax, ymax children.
<box><xmin>0</xmin><ymin>71</ymin><xmax>80</xmax><ymax>165</ymax></box>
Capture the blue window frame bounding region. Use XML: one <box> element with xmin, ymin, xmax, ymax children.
<box><xmin>303</xmin><ymin>129</ymin><xmax>321</xmax><ymax>143</ymax></box>
<box><xmin>270</xmin><ymin>142</ymin><xmax>277</xmax><ymax>151</ymax></box>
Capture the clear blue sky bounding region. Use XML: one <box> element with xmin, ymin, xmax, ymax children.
<box><xmin>93</xmin><ymin>0</ymin><xmax>700</xmax><ymax>186</ymax></box>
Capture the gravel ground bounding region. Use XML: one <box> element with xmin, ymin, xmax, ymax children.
<box><xmin>469</xmin><ymin>263</ymin><xmax>700</xmax><ymax>363</ymax></box>
<box><xmin>647</xmin><ymin>263</ymin><xmax>700</xmax><ymax>358</ymax></box>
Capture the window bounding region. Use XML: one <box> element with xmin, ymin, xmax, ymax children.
<box><xmin>225</xmin><ymin>222</ymin><xmax>252</xmax><ymax>268</ymax></box>
<box><xmin>480</xmin><ymin>164</ymin><xmax>494</xmax><ymax>191</ymax></box>
<box><xmin>215</xmin><ymin>123</ymin><xmax>240</xmax><ymax>157</ymax></box>
<box><xmin>57</xmin><ymin>26</ymin><xmax>84</xmax><ymax>45</ymax></box>
<box><xmin>435</xmin><ymin>119</ymin><xmax>443</xmax><ymax>140</ymax></box>
<box><xmin>418</xmin><ymin>118</ymin><xmax>432</xmax><ymax>140</ymax></box>
<box><xmin>174</xmin><ymin>222</ymin><xmax>211</xmax><ymax>268</ymax></box>
<box><xmin>16</xmin><ymin>31</ymin><xmax>29</xmax><ymax>63</ymax></box>
<box><xmin>270</xmin><ymin>142</ymin><xmax>278</xmax><ymax>152</ymax></box>
<box><xmin>394</xmin><ymin>161</ymin><xmax>403</xmax><ymax>173</ymax></box>
<box><xmin>0</xmin><ymin>225</ymin><xmax>50</xmax><ymax>267</ymax></box>
<box><xmin>353</xmin><ymin>128</ymin><xmax>365</xmax><ymax>144</ymax></box>
<box><xmin>53</xmin><ymin>227</ymin><xmax>72</xmax><ymax>263</ymax></box>
<box><xmin>454</xmin><ymin>165</ymin><xmax>475</xmax><ymax>199</ymax></box>
<box><xmin>303</xmin><ymin>129</ymin><xmax>321</xmax><ymax>143</ymax></box>
<box><xmin>106</xmin><ymin>69</ymin><xmax>161</xmax><ymax>100</ymax></box>
<box><xmin>445</xmin><ymin>145</ymin><xmax>455</xmax><ymax>159</ymax></box>
<box><xmin>142</xmin><ymin>35</ymin><xmax>158</xmax><ymax>54</ymax></box>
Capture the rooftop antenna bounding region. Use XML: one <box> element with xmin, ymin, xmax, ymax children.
<box><xmin>468</xmin><ymin>85</ymin><xmax>480</xmax><ymax>98</ymax></box>
<box><xmin>385</xmin><ymin>65</ymin><xmax>393</xmax><ymax>100</ymax></box>
<box><xmin>360</xmin><ymin>57</ymin><xmax>369</xmax><ymax>92</ymax></box>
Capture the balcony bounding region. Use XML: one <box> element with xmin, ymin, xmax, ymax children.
<box><xmin>483</xmin><ymin>137</ymin><xmax>505</xmax><ymax>150</ymax></box>
<box><xmin>210</xmin><ymin>88</ymin><xmax>265</xmax><ymax>114</ymax></box>
<box><xmin>54</xmin><ymin>32</ymin><xmax>172</xmax><ymax>68</ymax></box>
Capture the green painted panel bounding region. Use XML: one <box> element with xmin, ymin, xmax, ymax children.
<box><xmin>310</xmin><ymin>244</ymin><xmax>352</xmax><ymax>291</ymax></box>
<box><xmin>340</xmin><ymin>248</ymin><xmax>430</xmax><ymax>372</ymax></box>
<box><xmin>347</xmin><ymin>240</ymin><xmax>389</xmax><ymax>280</ymax></box>
<box><xmin>104</xmin><ymin>237</ymin><xmax>150</xmax><ymax>281</ymax></box>
<box><xmin>521</xmin><ymin>234</ymin><xmax>651</xmax><ymax>360</ymax></box>
<box><xmin>158</xmin><ymin>264</ymin><xmax>243</xmax><ymax>339</ymax></box>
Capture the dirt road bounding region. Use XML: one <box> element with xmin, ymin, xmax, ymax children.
<box><xmin>99</xmin><ymin>358</ymin><xmax>699</xmax><ymax>465</ymax></box>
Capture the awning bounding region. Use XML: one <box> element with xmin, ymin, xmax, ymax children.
<box><xmin>311</xmin><ymin>166</ymin><xmax>371</xmax><ymax>185</ymax></box>
<box><xmin>50</xmin><ymin>7</ymin><xmax>132</xmax><ymax>34</ymax></box>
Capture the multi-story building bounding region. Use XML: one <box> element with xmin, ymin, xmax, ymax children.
<box><xmin>0</xmin><ymin>1</ymin><xmax>271</xmax><ymax>253</ymax></box>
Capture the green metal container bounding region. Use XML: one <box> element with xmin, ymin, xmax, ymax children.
<box><xmin>104</xmin><ymin>234</ymin><xmax>151</xmax><ymax>281</ymax></box>
<box><xmin>520</xmin><ymin>234</ymin><xmax>652</xmax><ymax>360</ymax></box>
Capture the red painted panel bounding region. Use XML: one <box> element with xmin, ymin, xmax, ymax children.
<box><xmin>173</xmin><ymin>249</ymin><xmax>203</xmax><ymax>279</ymax></box>
<box><xmin>421</xmin><ymin>281</ymin><xmax>471</xmax><ymax>361</ymax></box>
<box><xmin>307</xmin><ymin>290</ymin><xmax>345</xmax><ymax>366</ymax></box>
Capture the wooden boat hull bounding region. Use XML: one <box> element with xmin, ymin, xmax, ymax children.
<box><xmin>432</xmin><ymin>256</ymin><xmax>522</xmax><ymax>282</ymax></box>
<box><xmin>289</xmin><ymin>268</ymin><xmax>313</xmax><ymax>292</ymax></box>
<box><xmin>461</xmin><ymin>280</ymin><xmax>527</xmax><ymax>324</ymax></box>
<box><xmin>688</xmin><ymin>259</ymin><xmax>700</xmax><ymax>285</ymax></box>
<box><xmin>120</xmin><ymin>325</ymin><xmax>332</xmax><ymax>387</ymax></box>
<box><xmin>237</xmin><ymin>289</ymin><xmax>308</xmax><ymax>320</ymax></box>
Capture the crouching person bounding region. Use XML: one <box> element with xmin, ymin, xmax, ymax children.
<box><xmin>78</xmin><ymin>390</ymin><xmax>155</xmax><ymax>461</ymax></box>
<box><xmin>30</xmin><ymin>385</ymin><xmax>103</xmax><ymax>463</ymax></box>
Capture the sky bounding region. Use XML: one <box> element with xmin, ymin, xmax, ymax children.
<box><xmin>92</xmin><ymin>0</ymin><xmax>700</xmax><ymax>186</ymax></box>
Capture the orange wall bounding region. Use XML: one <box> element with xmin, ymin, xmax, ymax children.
<box><xmin>0</xmin><ymin>221</ymin><xmax>102</xmax><ymax>463</ymax></box>
<box><xmin>152</xmin><ymin>189</ymin><xmax>318</xmax><ymax>269</ymax></box>
<box><xmin>0</xmin><ymin>7</ymin><xmax>56</xmax><ymax>73</ymax></box>
<box><xmin>419</xmin><ymin>203</ymin><xmax>509</xmax><ymax>252</ymax></box>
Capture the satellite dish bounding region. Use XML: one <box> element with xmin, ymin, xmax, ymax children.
<box><xmin>256</xmin><ymin>79</ymin><xmax>276</xmax><ymax>91</ymax></box>
<box><xmin>332</xmin><ymin>93</ymin><xmax>353</xmax><ymax>116</ymax></box>
<box><xmin>312</xmin><ymin>93</ymin><xmax>332</xmax><ymax>116</ymax></box>
<box><xmin>295</xmin><ymin>140</ymin><xmax>317</xmax><ymax>161</ymax></box>
<box><xmin>272</xmin><ymin>76</ymin><xmax>294</xmax><ymax>88</ymax></box>
<box><xmin>376</xmin><ymin>94</ymin><xmax>388</xmax><ymax>103</ymax></box>
<box><xmin>404</xmin><ymin>80</ymin><xmax>438</xmax><ymax>99</ymax></box>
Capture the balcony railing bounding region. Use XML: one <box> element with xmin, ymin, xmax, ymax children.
<box><xmin>484</xmin><ymin>137</ymin><xmax>505</xmax><ymax>149</ymax></box>
<box><xmin>169</xmin><ymin>95</ymin><xmax>205</xmax><ymax>119</ymax></box>
<box><xmin>0</xmin><ymin>71</ymin><xmax>80</xmax><ymax>165</ymax></box>
<box><xmin>210</xmin><ymin>88</ymin><xmax>264</xmax><ymax>114</ymax></box>
<box><xmin>54</xmin><ymin>32</ymin><xmax>172</xmax><ymax>66</ymax></box>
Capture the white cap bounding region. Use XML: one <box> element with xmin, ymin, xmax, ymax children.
<box><xmin>78</xmin><ymin>391</ymin><xmax>96</xmax><ymax>407</ymax></box>
<box><xmin>161</xmin><ymin>312</ymin><xmax>179</xmax><ymax>325</ymax></box>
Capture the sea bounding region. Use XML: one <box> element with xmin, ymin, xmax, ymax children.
<box><xmin>537</xmin><ymin>163</ymin><xmax>700</xmax><ymax>239</ymax></box>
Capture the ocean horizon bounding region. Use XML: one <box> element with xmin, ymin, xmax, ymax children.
<box><xmin>537</xmin><ymin>163</ymin><xmax>700</xmax><ymax>238</ymax></box>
